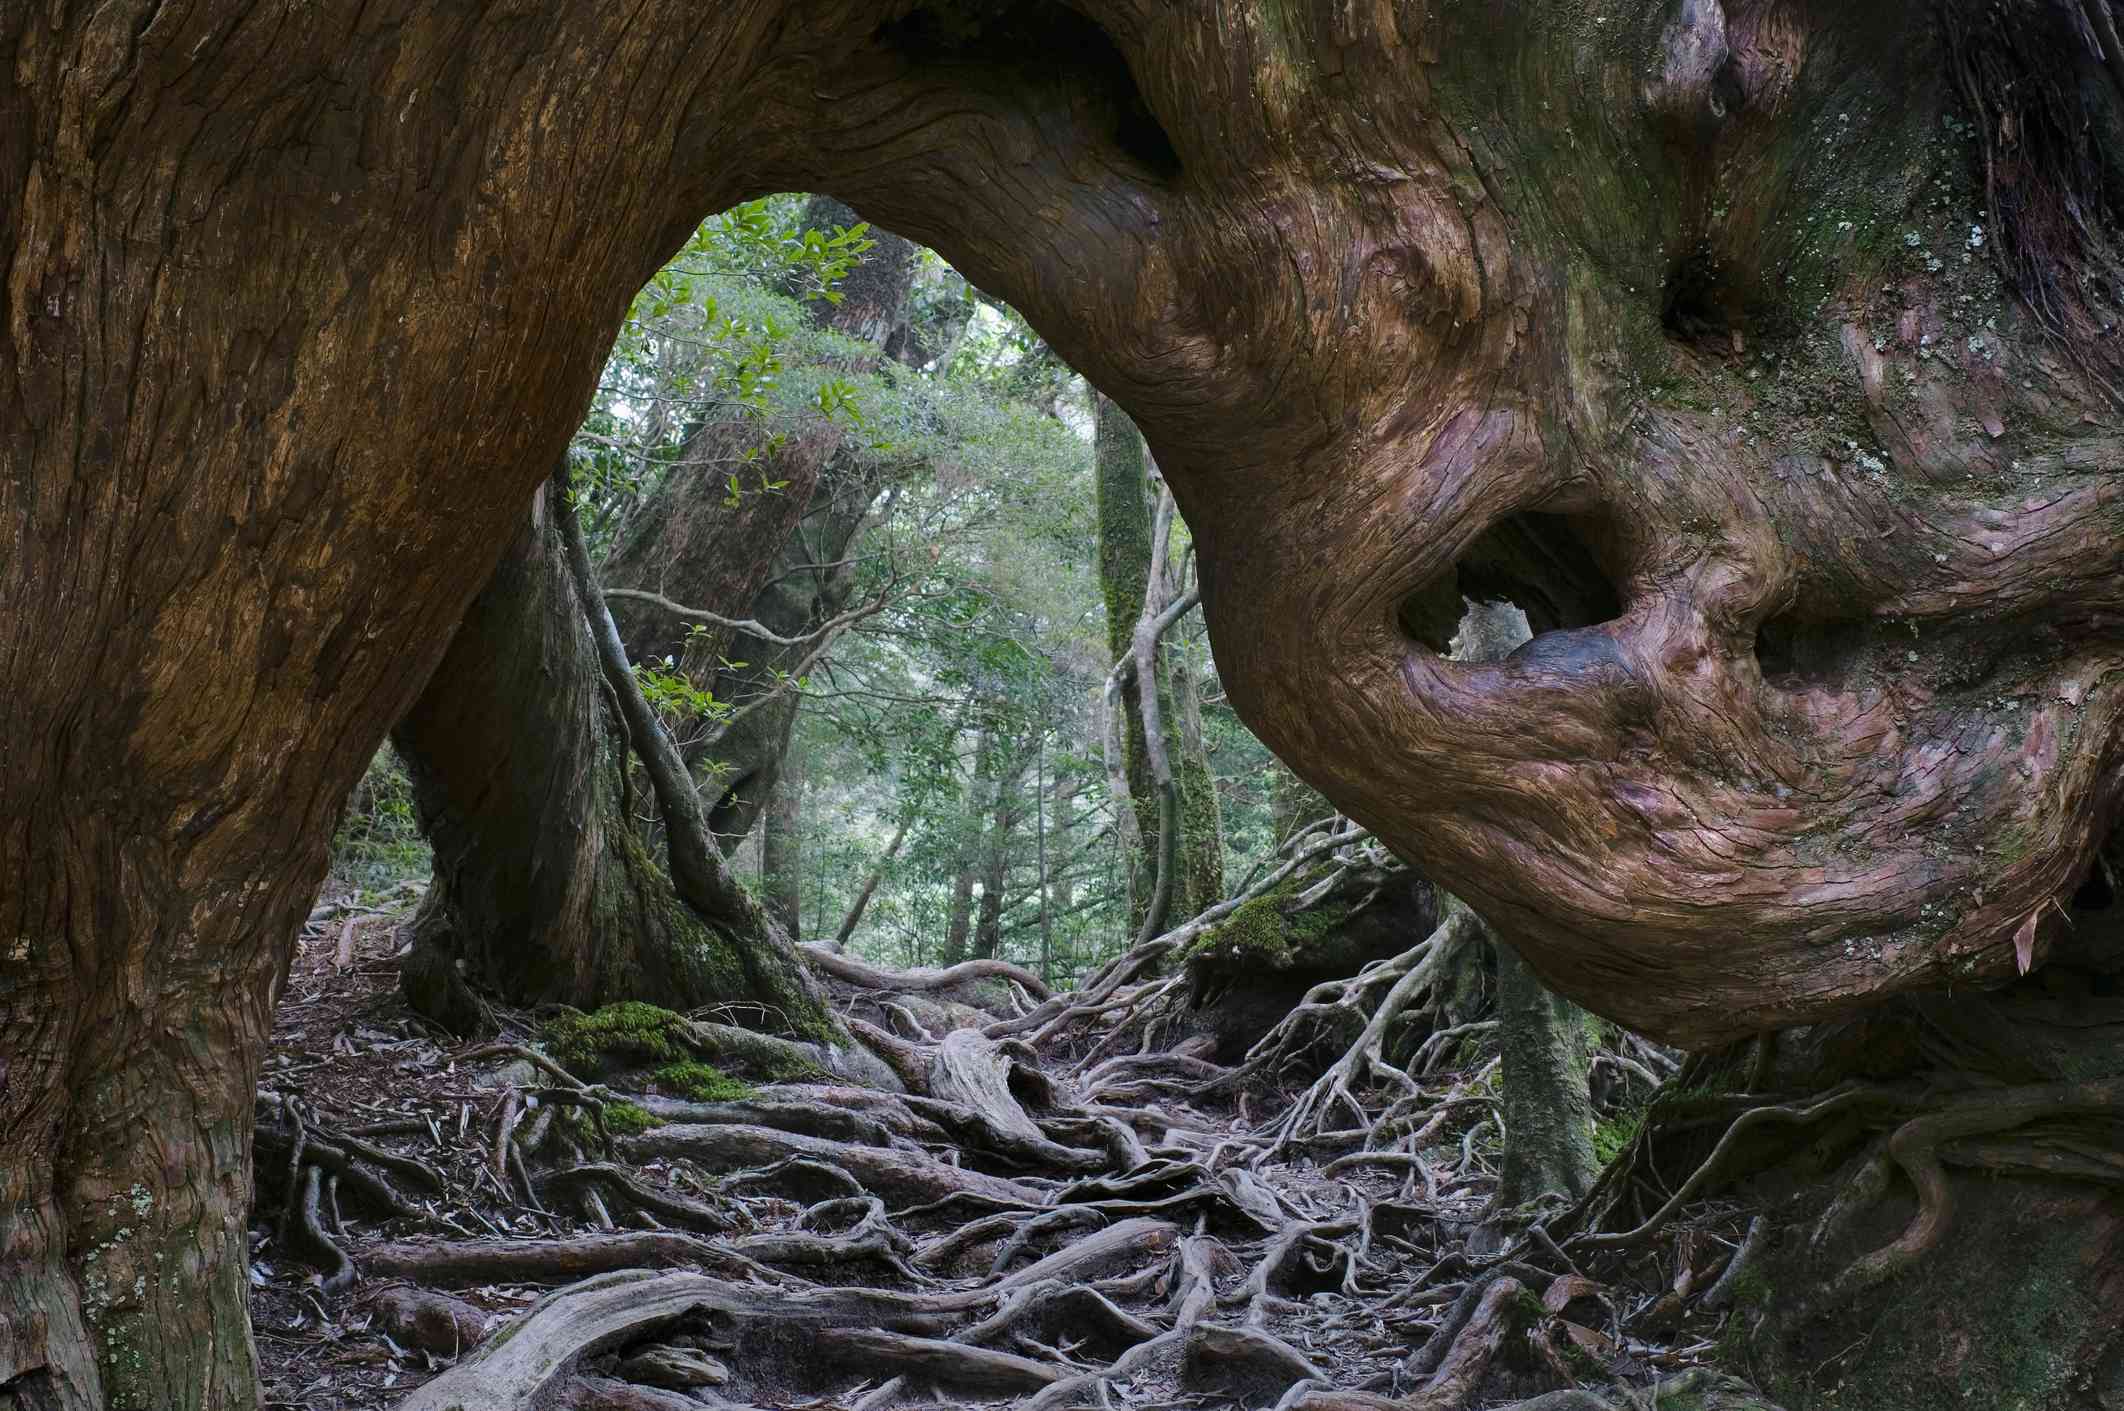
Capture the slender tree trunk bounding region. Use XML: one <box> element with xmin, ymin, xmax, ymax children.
<box><xmin>973</xmin><ymin>754</ymin><xmax>1027</xmax><ymax>961</ymax></box>
<box><xmin>1167</xmin><ymin>636</ymin><xmax>1226</xmax><ymax>918</ymax></box>
<box><xmin>941</xmin><ymin>729</ymin><xmax>994</xmax><ymax>967</ymax></box>
<box><xmin>831</xmin><ymin>816</ymin><xmax>912</xmax><ymax>952</ymax></box>
<box><xmin>1095</xmin><ymin>393</ymin><xmax>1159</xmax><ymax>930</ymax></box>
<box><xmin>761</xmin><ymin>750</ymin><xmax>803</xmax><ymax>942</ymax></box>
<box><xmin>1037</xmin><ymin>735</ymin><xmax>1054</xmax><ymax>984</ymax></box>
<box><xmin>1453</xmin><ymin>600</ymin><xmax>1598</xmax><ymax>1208</ymax></box>
<box><xmin>1095</xmin><ymin>398</ymin><xmax>1226</xmax><ymax>927</ymax></box>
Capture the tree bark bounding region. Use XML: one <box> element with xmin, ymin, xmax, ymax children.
<box><xmin>762</xmin><ymin>750</ymin><xmax>803</xmax><ymax>942</ymax></box>
<box><xmin>1454</xmin><ymin>601</ymin><xmax>1600</xmax><ymax>1209</ymax></box>
<box><xmin>941</xmin><ymin>730</ymin><xmax>994</xmax><ymax>968</ymax></box>
<box><xmin>12</xmin><ymin>4</ymin><xmax>2124</xmax><ymax>1404</ymax></box>
<box><xmin>973</xmin><ymin>754</ymin><xmax>1029</xmax><ymax>961</ymax></box>
<box><xmin>1095</xmin><ymin>396</ymin><xmax>1224</xmax><ymax>930</ymax></box>
<box><xmin>387</xmin><ymin>482</ymin><xmax>831</xmax><ymax>1038</ymax></box>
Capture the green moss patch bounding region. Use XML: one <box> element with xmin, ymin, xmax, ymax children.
<box><xmin>1182</xmin><ymin>874</ymin><xmax>1350</xmax><ymax>971</ymax></box>
<box><xmin>652</xmin><ymin>1061</ymin><xmax>756</xmax><ymax>1104</ymax></box>
<box><xmin>544</xmin><ymin>1001</ymin><xmax>694</xmax><ymax>1073</ymax></box>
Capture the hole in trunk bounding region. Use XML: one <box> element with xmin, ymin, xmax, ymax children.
<box><xmin>877</xmin><ymin>2</ymin><xmax>1181</xmax><ymax>179</ymax></box>
<box><xmin>1397</xmin><ymin>512</ymin><xmax>1622</xmax><ymax>654</ymax></box>
<box><xmin>2074</xmin><ymin>861</ymin><xmax>2115</xmax><ymax>912</ymax></box>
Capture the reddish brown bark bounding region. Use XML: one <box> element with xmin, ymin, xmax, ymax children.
<box><xmin>787</xmin><ymin>0</ymin><xmax>2124</xmax><ymax>1045</ymax></box>
<box><xmin>6</xmin><ymin>3</ymin><xmax>2124</xmax><ymax>1405</ymax></box>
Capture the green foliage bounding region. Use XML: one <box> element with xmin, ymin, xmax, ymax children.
<box><xmin>1591</xmin><ymin>1109</ymin><xmax>1643</xmax><ymax>1167</ymax></box>
<box><xmin>568</xmin><ymin>196</ymin><xmax>877</xmax><ymax>553</ymax></box>
<box><xmin>330</xmin><ymin>745</ymin><xmax>430</xmax><ymax>890</ymax></box>
<box><xmin>652</xmin><ymin>1061</ymin><xmax>756</xmax><ymax>1103</ymax></box>
<box><xmin>543</xmin><ymin>1002</ymin><xmax>693</xmax><ymax>1072</ymax></box>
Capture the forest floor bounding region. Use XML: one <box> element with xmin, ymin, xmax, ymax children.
<box><xmin>249</xmin><ymin>884</ymin><xmax>1757</xmax><ymax>1411</ymax></box>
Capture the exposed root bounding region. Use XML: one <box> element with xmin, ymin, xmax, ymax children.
<box><xmin>1252</xmin><ymin>903</ymin><xmax>1482</xmax><ymax>1160</ymax></box>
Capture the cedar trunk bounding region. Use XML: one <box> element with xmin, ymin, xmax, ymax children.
<box><xmin>10</xmin><ymin>3</ymin><xmax>2124</xmax><ymax>1406</ymax></box>
<box><xmin>389</xmin><ymin>486</ymin><xmax>829</xmax><ymax>1035</ymax></box>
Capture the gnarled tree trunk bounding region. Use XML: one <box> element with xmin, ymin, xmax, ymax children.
<box><xmin>388</xmin><ymin>206</ymin><xmax>913</xmax><ymax>1028</ymax></box>
<box><xmin>12</xmin><ymin>3</ymin><xmax>2124</xmax><ymax>1405</ymax></box>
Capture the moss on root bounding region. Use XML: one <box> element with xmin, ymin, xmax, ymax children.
<box><xmin>543</xmin><ymin>1002</ymin><xmax>694</xmax><ymax>1073</ymax></box>
<box><xmin>1182</xmin><ymin>872</ymin><xmax>1350</xmax><ymax>971</ymax></box>
<box><xmin>651</xmin><ymin>1061</ymin><xmax>756</xmax><ymax>1103</ymax></box>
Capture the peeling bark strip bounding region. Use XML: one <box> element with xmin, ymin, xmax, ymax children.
<box><xmin>7</xmin><ymin>2</ymin><xmax>2124</xmax><ymax>1406</ymax></box>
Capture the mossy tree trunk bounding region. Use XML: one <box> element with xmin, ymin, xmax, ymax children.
<box><xmin>604</xmin><ymin>210</ymin><xmax>918</xmax><ymax>853</ymax></box>
<box><xmin>761</xmin><ymin>750</ymin><xmax>803</xmax><ymax>942</ymax></box>
<box><xmin>389</xmin><ymin>203</ymin><xmax>912</xmax><ymax>1031</ymax></box>
<box><xmin>1094</xmin><ymin>392</ymin><xmax>1223</xmax><ymax>930</ymax></box>
<box><xmin>1455</xmin><ymin>600</ymin><xmax>1598</xmax><ymax>1209</ymax></box>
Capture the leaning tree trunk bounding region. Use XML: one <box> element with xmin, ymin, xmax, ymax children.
<box><xmin>391</xmin><ymin>483</ymin><xmax>832</xmax><ymax>1038</ymax></box>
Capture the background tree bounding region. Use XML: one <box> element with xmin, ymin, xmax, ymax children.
<box><xmin>388</xmin><ymin>200</ymin><xmax>893</xmax><ymax>1033</ymax></box>
<box><xmin>1094</xmin><ymin>392</ymin><xmax>1225</xmax><ymax>929</ymax></box>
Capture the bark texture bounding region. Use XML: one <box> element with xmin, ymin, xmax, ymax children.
<box><xmin>391</xmin><ymin>486</ymin><xmax>828</xmax><ymax>1036</ymax></box>
<box><xmin>1455</xmin><ymin>601</ymin><xmax>1599</xmax><ymax>1209</ymax></box>
<box><xmin>9</xmin><ymin>3</ymin><xmax>2124</xmax><ymax>1406</ymax></box>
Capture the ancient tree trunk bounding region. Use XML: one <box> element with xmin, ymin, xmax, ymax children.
<box><xmin>15</xmin><ymin>3</ymin><xmax>2124</xmax><ymax>1405</ymax></box>
<box><xmin>388</xmin><ymin>203</ymin><xmax>911</xmax><ymax>1029</ymax></box>
<box><xmin>391</xmin><ymin>484</ymin><xmax>832</xmax><ymax>1038</ymax></box>
<box><xmin>604</xmin><ymin>212</ymin><xmax>917</xmax><ymax>851</ymax></box>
